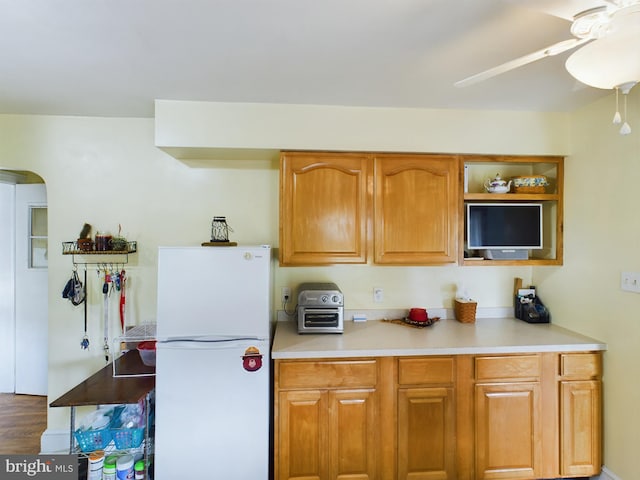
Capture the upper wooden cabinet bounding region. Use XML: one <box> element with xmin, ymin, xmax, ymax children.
<box><xmin>461</xmin><ymin>155</ymin><xmax>564</xmax><ymax>266</ymax></box>
<box><xmin>279</xmin><ymin>151</ymin><xmax>370</xmax><ymax>265</ymax></box>
<box><xmin>374</xmin><ymin>154</ymin><xmax>458</xmax><ymax>264</ymax></box>
<box><xmin>279</xmin><ymin>151</ymin><xmax>458</xmax><ymax>266</ymax></box>
<box><xmin>279</xmin><ymin>151</ymin><xmax>563</xmax><ymax>266</ymax></box>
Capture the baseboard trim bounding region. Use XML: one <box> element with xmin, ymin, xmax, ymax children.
<box><xmin>599</xmin><ymin>466</ymin><xmax>621</xmax><ymax>480</ymax></box>
<box><xmin>40</xmin><ymin>428</ymin><xmax>70</xmax><ymax>454</ymax></box>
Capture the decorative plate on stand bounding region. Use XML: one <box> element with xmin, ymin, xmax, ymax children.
<box><xmin>382</xmin><ymin>317</ymin><xmax>440</xmax><ymax>328</ymax></box>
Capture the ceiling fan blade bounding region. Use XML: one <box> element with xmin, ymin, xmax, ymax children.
<box><xmin>454</xmin><ymin>37</ymin><xmax>591</xmax><ymax>88</ymax></box>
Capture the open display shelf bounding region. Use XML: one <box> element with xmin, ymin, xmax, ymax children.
<box><xmin>62</xmin><ymin>240</ymin><xmax>138</xmax><ymax>266</ymax></box>
<box><xmin>460</xmin><ymin>155</ymin><xmax>564</xmax><ymax>266</ymax></box>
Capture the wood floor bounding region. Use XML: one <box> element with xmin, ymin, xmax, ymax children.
<box><xmin>0</xmin><ymin>393</ymin><xmax>47</xmax><ymax>454</ymax></box>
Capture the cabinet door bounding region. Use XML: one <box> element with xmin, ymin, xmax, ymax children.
<box><xmin>374</xmin><ymin>154</ymin><xmax>458</xmax><ymax>264</ymax></box>
<box><xmin>397</xmin><ymin>387</ymin><xmax>455</xmax><ymax>480</ymax></box>
<box><xmin>330</xmin><ymin>389</ymin><xmax>377</xmax><ymax>480</ymax></box>
<box><xmin>280</xmin><ymin>152</ymin><xmax>370</xmax><ymax>265</ymax></box>
<box><xmin>475</xmin><ymin>383</ymin><xmax>541</xmax><ymax>480</ymax></box>
<box><xmin>277</xmin><ymin>390</ymin><xmax>329</xmax><ymax>480</ymax></box>
<box><xmin>277</xmin><ymin>389</ymin><xmax>377</xmax><ymax>480</ymax></box>
<box><xmin>560</xmin><ymin>380</ymin><xmax>602</xmax><ymax>477</ymax></box>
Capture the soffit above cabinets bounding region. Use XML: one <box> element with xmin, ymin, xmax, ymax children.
<box><xmin>154</xmin><ymin>100</ymin><xmax>571</xmax><ymax>164</ymax></box>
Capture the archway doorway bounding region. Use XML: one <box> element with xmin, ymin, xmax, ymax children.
<box><xmin>0</xmin><ymin>169</ymin><xmax>47</xmax><ymax>454</ymax></box>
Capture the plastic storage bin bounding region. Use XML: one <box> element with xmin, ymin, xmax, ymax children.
<box><xmin>111</xmin><ymin>426</ymin><xmax>145</xmax><ymax>449</ymax></box>
<box><xmin>74</xmin><ymin>427</ymin><xmax>112</xmax><ymax>453</ymax></box>
<box><xmin>137</xmin><ymin>341</ymin><xmax>156</xmax><ymax>367</ymax></box>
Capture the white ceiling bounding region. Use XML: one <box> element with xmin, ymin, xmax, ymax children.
<box><xmin>0</xmin><ymin>0</ymin><xmax>615</xmax><ymax>118</ymax></box>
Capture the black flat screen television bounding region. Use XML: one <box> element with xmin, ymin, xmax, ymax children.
<box><xmin>467</xmin><ymin>203</ymin><xmax>543</xmax><ymax>250</ymax></box>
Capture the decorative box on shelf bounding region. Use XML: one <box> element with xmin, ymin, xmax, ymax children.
<box><xmin>511</xmin><ymin>174</ymin><xmax>549</xmax><ymax>194</ymax></box>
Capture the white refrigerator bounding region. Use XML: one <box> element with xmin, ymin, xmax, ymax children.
<box><xmin>154</xmin><ymin>246</ymin><xmax>272</xmax><ymax>479</ymax></box>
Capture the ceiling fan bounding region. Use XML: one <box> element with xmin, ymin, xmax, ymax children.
<box><xmin>454</xmin><ymin>0</ymin><xmax>640</xmax><ymax>90</ymax></box>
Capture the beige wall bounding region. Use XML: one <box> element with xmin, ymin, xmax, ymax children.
<box><xmin>536</xmin><ymin>88</ymin><xmax>640</xmax><ymax>480</ymax></box>
<box><xmin>0</xmin><ymin>94</ymin><xmax>633</xmax><ymax>476</ymax></box>
<box><xmin>0</xmin><ymin>114</ymin><xmax>279</xmax><ymax>429</ymax></box>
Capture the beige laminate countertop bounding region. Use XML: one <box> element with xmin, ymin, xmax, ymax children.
<box><xmin>271</xmin><ymin>317</ymin><xmax>607</xmax><ymax>359</ymax></box>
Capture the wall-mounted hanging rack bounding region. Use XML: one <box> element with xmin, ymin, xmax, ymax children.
<box><xmin>62</xmin><ymin>240</ymin><xmax>138</xmax><ymax>265</ymax></box>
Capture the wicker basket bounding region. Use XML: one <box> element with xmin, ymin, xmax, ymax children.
<box><xmin>513</xmin><ymin>185</ymin><xmax>546</xmax><ymax>194</ymax></box>
<box><xmin>454</xmin><ymin>299</ymin><xmax>477</xmax><ymax>323</ymax></box>
<box><xmin>511</xmin><ymin>175</ymin><xmax>548</xmax><ymax>194</ymax></box>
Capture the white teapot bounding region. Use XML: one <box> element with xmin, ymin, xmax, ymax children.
<box><xmin>484</xmin><ymin>173</ymin><xmax>512</xmax><ymax>194</ymax></box>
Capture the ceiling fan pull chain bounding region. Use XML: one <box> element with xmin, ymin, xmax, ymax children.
<box><xmin>613</xmin><ymin>87</ymin><xmax>622</xmax><ymax>124</ymax></box>
<box><xmin>620</xmin><ymin>92</ymin><xmax>631</xmax><ymax>135</ymax></box>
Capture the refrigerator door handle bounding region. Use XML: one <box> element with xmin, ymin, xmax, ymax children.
<box><xmin>157</xmin><ymin>337</ymin><xmax>268</xmax><ymax>350</ymax></box>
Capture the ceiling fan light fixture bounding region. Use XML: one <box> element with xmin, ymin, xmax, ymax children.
<box><xmin>565</xmin><ymin>29</ymin><xmax>640</xmax><ymax>90</ymax></box>
<box><xmin>565</xmin><ymin>19</ymin><xmax>640</xmax><ymax>135</ymax></box>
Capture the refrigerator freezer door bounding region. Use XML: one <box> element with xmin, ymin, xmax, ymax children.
<box><xmin>157</xmin><ymin>246</ymin><xmax>272</xmax><ymax>339</ymax></box>
<box><xmin>154</xmin><ymin>339</ymin><xmax>270</xmax><ymax>479</ymax></box>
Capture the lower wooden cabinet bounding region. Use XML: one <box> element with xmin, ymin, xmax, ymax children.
<box><xmin>559</xmin><ymin>353</ymin><xmax>603</xmax><ymax>477</ymax></box>
<box><xmin>275</xmin><ymin>359</ymin><xmax>379</xmax><ymax>480</ymax></box>
<box><xmin>278</xmin><ymin>390</ymin><xmax>329</xmax><ymax>480</ymax></box>
<box><xmin>397</xmin><ymin>387</ymin><xmax>455</xmax><ymax>480</ymax></box>
<box><xmin>330</xmin><ymin>389</ymin><xmax>377</xmax><ymax>479</ymax></box>
<box><xmin>472</xmin><ymin>355</ymin><xmax>542</xmax><ymax>479</ymax></box>
<box><xmin>277</xmin><ymin>389</ymin><xmax>377</xmax><ymax>480</ymax></box>
<box><xmin>475</xmin><ymin>383</ymin><xmax>541</xmax><ymax>479</ymax></box>
<box><xmin>274</xmin><ymin>352</ymin><xmax>602</xmax><ymax>480</ymax></box>
<box><xmin>397</xmin><ymin>356</ymin><xmax>456</xmax><ymax>480</ymax></box>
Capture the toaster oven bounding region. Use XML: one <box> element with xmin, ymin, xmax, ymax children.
<box><xmin>297</xmin><ymin>282</ymin><xmax>344</xmax><ymax>334</ymax></box>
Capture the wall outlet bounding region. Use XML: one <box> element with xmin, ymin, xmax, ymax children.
<box><xmin>281</xmin><ymin>287</ymin><xmax>291</xmax><ymax>304</ymax></box>
<box><xmin>373</xmin><ymin>287</ymin><xmax>384</xmax><ymax>303</ymax></box>
<box><xmin>621</xmin><ymin>272</ymin><xmax>640</xmax><ymax>293</ymax></box>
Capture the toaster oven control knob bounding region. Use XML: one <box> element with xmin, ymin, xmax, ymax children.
<box><xmin>332</xmin><ymin>295</ymin><xmax>340</xmax><ymax>303</ymax></box>
<box><xmin>321</xmin><ymin>295</ymin><xmax>329</xmax><ymax>303</ymax></box>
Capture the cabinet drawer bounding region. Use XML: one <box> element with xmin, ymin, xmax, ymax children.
<box><xmin>398</xmin><ymin>357</ymin><xmax>454</xmax><ymax>385</ymax></box>
<box><xmin>475</xmin><ymin>355</ymin><xmax>540</xmax><ymax>381</ymax></box>
<box><xmin>278</xmin><ymin>359</ymin><xmax>377</xmax><ymax>389</ymax></box>
<box><xmin>560</xmin><ymin>353</ymin><xmax>602</xmax><ymax>378</ymax></box>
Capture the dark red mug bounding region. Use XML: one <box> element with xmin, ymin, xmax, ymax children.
<box><xmin>409</xmin><ymin>308</ymin><xmax>428</xmax><ymax>322</ymax></box>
